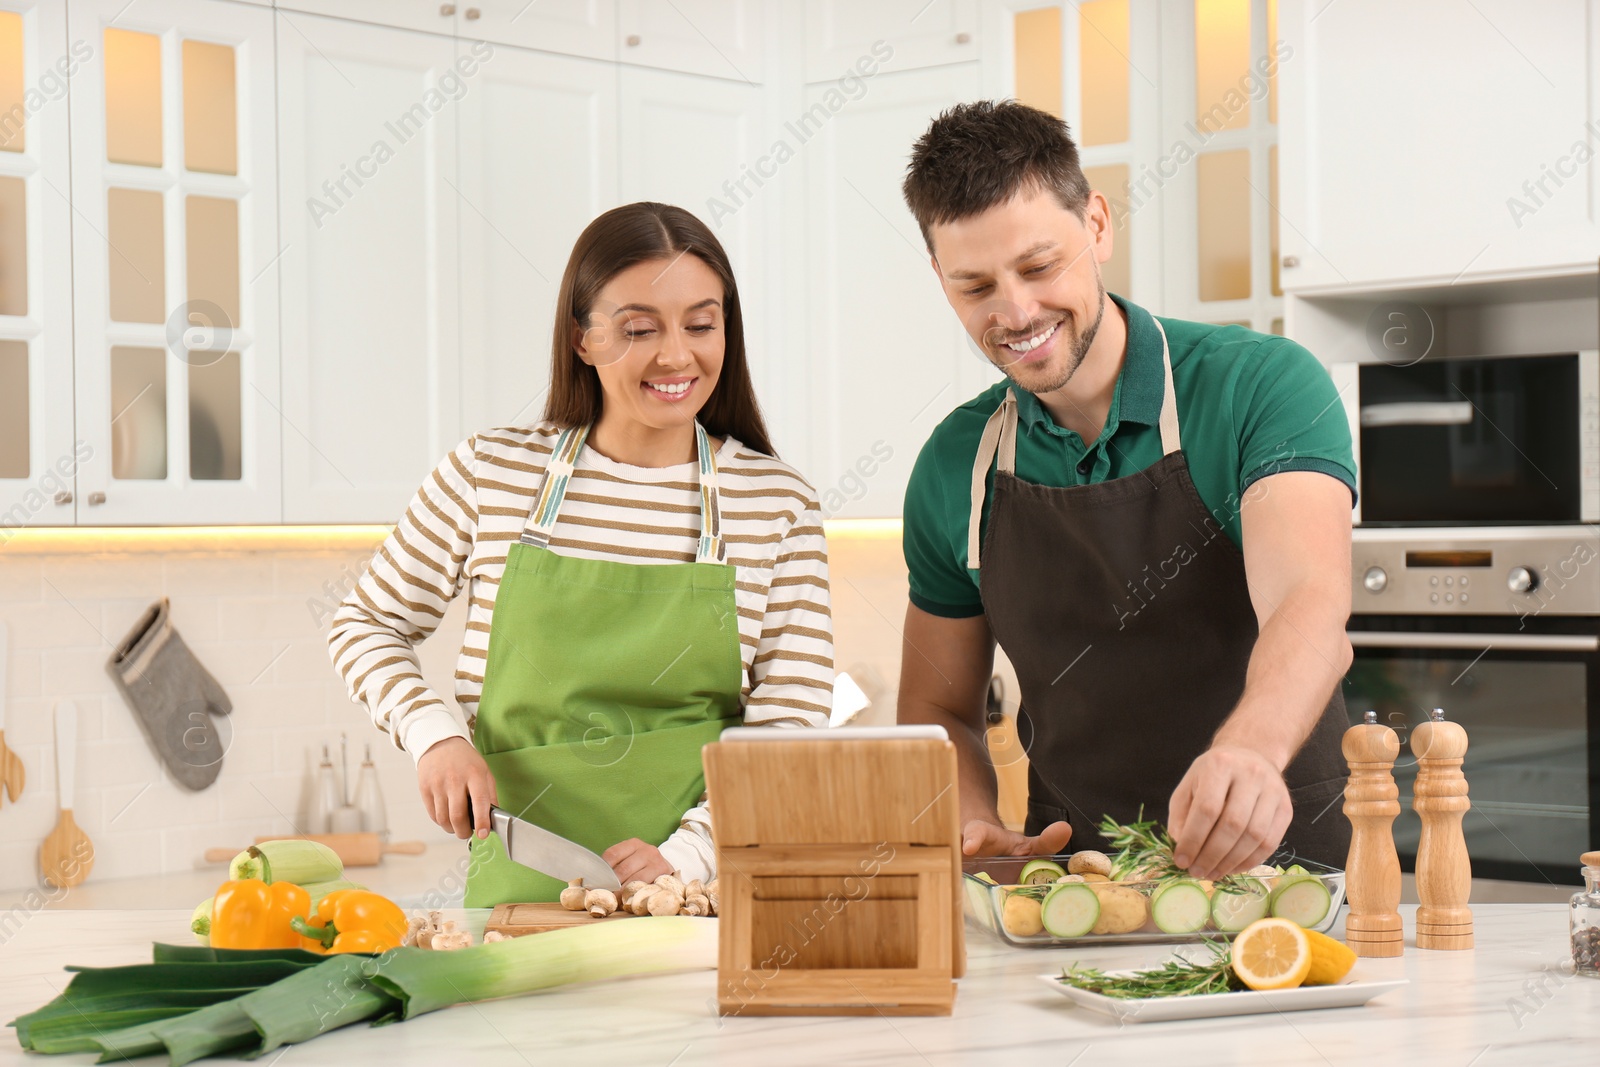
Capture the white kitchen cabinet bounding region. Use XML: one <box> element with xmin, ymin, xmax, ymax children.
<box><xmin>617</xmin><ymin>65</ymin><xmax>774</xmax><ymax>436</ymax></box>
<box><xmin>459</xmin><ymin>0</ymin><xmax>617</xmax><ymax>63</ymax></box>
<box><xmin>1278</xmin><ymin>0</ymin><xmax>1600</xmax><ymax>293</ymax></box>
<box><xmin>0</xmin><ymin>1</ymin><xmax>79</xmax><ymax>530</ymax></box>
<box><xmin>67</xmin><ymin>0</ymin><xmax>283</xmax><ymax>524</ymax></box>
<box><xmin>274</xmin><ymin>1</ymin><xmax>461</xmax><ymax>39</ymax></box>
<box><xmin>804</xmin><ymin>0</ymin><xmax>977</xmax><ymax>83</ymax></box>
<box><xmin>457</xmin><ymin>44</ymin><xmax>618</xmax><ymax>434</ymax></box>
<box><xmin>802</xmin><ymin>62</ymin><xmax>992</xmax><ymax>519</ymax></box>
<box><xmin>276</xmin><ymin>12</ymin><xmax>461</xmax><ymax>523</ymax></box>
<box><xmin>617</xmin><ymin>0</ymin><xmax>763</xmax><ymax>82</ymax></box>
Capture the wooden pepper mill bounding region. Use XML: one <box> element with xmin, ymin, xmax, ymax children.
<box><xmin>1412</xmin><ymin>707</ymin><xmax>1473</xmax><ymax>949</ymax></box>
<box><xmin>1342</xmin><ymin>711</ymin><xmax>1403</xmax><ymax>957</ymax></box>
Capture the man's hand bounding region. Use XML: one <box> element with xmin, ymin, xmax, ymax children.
<box><xmin>1168</xmin><ymin>745</ymin><xmax>1292</xmax><ymax>879</ymax></box>
<box><xmin>962</xmin><ymin>817</ymin><xmax>1073</xmax><ymax>858</ymax></box>
<box><xmin>604</xmin><ymin>838</ymin><xmax>674</xmax><ymax>884</ymax></box>
<box><xmin>417</xmin><ymin>736</ymin><xmax>497</xmax><ymax>840</ymax></box>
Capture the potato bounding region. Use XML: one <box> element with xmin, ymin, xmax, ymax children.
<box><xmin>1001</xmin><ymin>892</ymin><xmax>1044</xmax><ymax>937</ymax></box>
<box><xmin>1079</xmin><ymin>872</ymin><xmax>1110</xmax><ymax>883</ymax></box>
<box><xmin>1088</xmin><ymin>884</ymin><xmax>1149</xmax><ymax>934</ymax></box>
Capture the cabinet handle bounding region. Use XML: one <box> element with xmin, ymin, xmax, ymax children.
<box><xmin>1282</xmin><ymin>255</ymin><xmax>1300</xmax><ymax>268</ymax></box>
<box><xmin>87</xmin><ymin>492</ymin><xmax>106</xmax><ymax>506</ymax></box>
<box><xmin>53</xmin><ymin>491</ymin><xmax>71</xmax><ymax>506</ymax></box>
<box><xmin>626</xmin><ymin>34</ymin><xmax>641</xmax><ymax>47</ymax></box>
<box><xmin>955</xmin><ymin>31</ymin><xmax>972</xmax><ymax>44</ymax></box>
<box><xmin>465</xmin><ymin>7</ymin><xmax>480</xmax><ymax>18</ymax></box>
<box><xmin>440</xmin><ymin>3</ymin><xmax>456</xmax><ymax>15</ymax></box>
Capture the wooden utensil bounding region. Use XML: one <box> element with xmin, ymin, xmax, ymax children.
<box><xmin>1412</xmin><ymin>708</ymin><xmax>1473</xmax><ymax>950</ymax></box>
<box><xmin>0</xmin><ymin>621</ymin><xmax>25</xmax><ymax>806</ymax></box>
<box><xmin>1342</xmin><ymin>711</ymin><xmax>1403</xmax><ymax>957</ymax></box>
<box><xmin>40</xmin><ymin>700</ymin><xmax>93</xmax><ymax>888</ymax></box>
<box><xmin>203</xmin><ymin>833</ymin><xmax>425</xmax><ymax>868</ymax></box>
<box><xmin>485</xmin><ymin>902</ymin><xmax>636</xmax><ymax>938</ymax></box>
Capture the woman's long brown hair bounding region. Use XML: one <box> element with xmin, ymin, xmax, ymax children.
<box><xmin>543</xmin><ymin>202</ymin><xmax>775</xmax><ymax>457</ymax></box>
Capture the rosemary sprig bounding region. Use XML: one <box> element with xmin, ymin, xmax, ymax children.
<box><xmin>1059</xmin><ymin>939</ymin><xmax>1240</xmax><ymax>999</ymax></box>
<box><xmin>1096</xmin><ymin>810</ymin><xmax>1257</xmax><ymax>895</ymax></box>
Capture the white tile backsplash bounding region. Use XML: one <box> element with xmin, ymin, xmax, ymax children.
<box><xmin>0</xmin><ymin>534</ymin><xmax>915</xmax><ymax>890</ymax></box>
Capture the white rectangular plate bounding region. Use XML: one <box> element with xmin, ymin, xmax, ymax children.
<box><xmin>1037</xmin><ymin>973</ymin><xmax>1408</xmax><ymax>1023</ymax></box>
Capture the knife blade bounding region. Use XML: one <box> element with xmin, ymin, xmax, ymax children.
<box><xmin>486</xmin><ymin>805</ymin><xmax>621</xmax><ymax>890</ymax></box>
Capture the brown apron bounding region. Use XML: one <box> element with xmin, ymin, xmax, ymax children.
<box><xmin>969</xmin><ymin>318</ymin><xmax>1351</xmax><ymax>867</ymax></box>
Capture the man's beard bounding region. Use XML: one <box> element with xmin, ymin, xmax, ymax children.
<box><xmin>1003</xmin><ymin>277</ymin><xmax>1107</xmax><ymax>396</ymax></box>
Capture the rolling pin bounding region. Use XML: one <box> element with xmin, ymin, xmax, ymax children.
<box><xmin>205</xmin><ymin>833</ymin><xmax>426</xmax><ymax>867</ymax></box>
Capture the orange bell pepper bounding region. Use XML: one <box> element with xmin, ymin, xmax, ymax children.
<box><xmin>290</xmin><ymin>888</ymin><xmax>407</xmax><ymax>954</ymax></box>
<box><xmin>210</xmin><ymin>879</ymin><xmax>318</xmax><ymax>951</ymax></box>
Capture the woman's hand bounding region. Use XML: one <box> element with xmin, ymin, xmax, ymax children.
<box><xmin>416</xmin><ymin>736</ymin><xmax>497</xmax><ymax>839</ymax></box>
<box><xmin>603</xmin><ymin>838</ymin><xmax>674</xmax><ymax>884</ymax></box>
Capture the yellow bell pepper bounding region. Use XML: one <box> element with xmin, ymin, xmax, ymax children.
<box><xmin>210</xmin><ymin>879</ymin><xmax>318</xmax><ymax>950</ymax></box>
<box><xmin>290</xmin><ymin>888</ymin><xmax>408</xmax><ymax>954</ymax></box>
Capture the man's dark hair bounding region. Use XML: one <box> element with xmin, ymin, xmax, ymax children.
<box><xmin>902</xmin><ymin>99</ymin><xmax>1092</xmax><ymax>251</ymax></box>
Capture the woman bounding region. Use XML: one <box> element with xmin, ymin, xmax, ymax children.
<box><xmin>329</xmin><ymin>203</ymin><xmax>834</xmax><ymax>905</ymax></box>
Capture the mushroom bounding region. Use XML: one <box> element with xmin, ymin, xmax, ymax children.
<box><xmin>559</xmin><ymin>878</ymin><xmax>588</xmax><ymax>912</ymax></box>
<box><xmin>1066</xmin><ymin>850</ymin><xmax>1113</xmax><ymax>877</ymax></box>
<box><xmin>585</xmin><ymin>888</ymin><xmax>619</xmax><ymax>918</ymax></box>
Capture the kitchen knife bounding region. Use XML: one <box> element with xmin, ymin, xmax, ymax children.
<box><xmin>485</xmin><ymin>805</ymin><xmax>620</xmax><ymax>890</ymax></box>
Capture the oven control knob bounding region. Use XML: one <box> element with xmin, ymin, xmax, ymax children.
<box><xmin>1362</xmin><ymin>566</ymin><xmax>1388</xmax><ymax>593</ymax></box>
<box><xmin>1507</xmin><ymin>566</ymin><xmax>1538</xmax><ymax>594</ymax></box>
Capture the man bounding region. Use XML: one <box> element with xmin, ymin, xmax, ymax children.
<box><xmin>897</xmin><ymin>100</ymin><xmax>1355</xmax><ymax>879</ymax></box>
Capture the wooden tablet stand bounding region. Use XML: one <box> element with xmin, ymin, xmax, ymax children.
<box><xmin>702</xmin><ymin>731</ymin><xmax>965</xmax><ymax>1017</ymax></box>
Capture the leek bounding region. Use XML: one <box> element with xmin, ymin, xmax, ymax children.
<box><xmin>366</xmin><ymin>915</ymin><xmax>719</xmax><ymax>1018</ymax></box>
<box><xmin>11</xmin><ymin>918</ymin><xmax>717</xmax><ymax>1061</ymax></box>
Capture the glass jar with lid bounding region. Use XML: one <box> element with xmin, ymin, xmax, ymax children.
<box><xmin>1573</xmin><ymin>850</ymin><xmax>1600</xmax><ymax>978</ymax></box>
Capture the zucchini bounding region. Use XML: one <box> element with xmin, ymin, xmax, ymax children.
<box><xmin>1040</xmin><ymin>882</ymin><xmax>1100</xmax><ymax>938</ymax></box>
<box><xmin>1269</xmin><ymin>875</ymin><xmax>1332</xmax><ymax>928</ymax></box>
<box><xmin>1149</xmin><ymin>879</ymin><xmax>1210</xmax><ymax>934</ymax></box>
<box><xmin>1210</xmin><ymin>878</ymin><xmax>1271</xmax><ymax>932</ymax></box>
<box><xmin>1019</xmin><ymin>859</ymin><xmax>1067</xmax><ymax>886</ymax></box>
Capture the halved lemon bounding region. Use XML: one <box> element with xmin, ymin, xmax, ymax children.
<box><xmin>1302</xmin><ymin>928</ymin><xmax>1358</xmax><ymax>985</ymax></box>
<box><xmin>1230</xmin><ymin>917</ymin><xmax>1312</xmax><ymax>991</ymax></box>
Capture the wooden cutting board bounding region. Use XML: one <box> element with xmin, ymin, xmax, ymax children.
<box><xmin>485</xmin><ymin>902</ymin><xmax>637</xmax><ymax>938</ymax></box>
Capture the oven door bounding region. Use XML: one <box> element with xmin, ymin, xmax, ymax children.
<box><xmin>1343</xmin><ymin>615</ymin><xmax>1600</xmax><ymax>884</ymax></box>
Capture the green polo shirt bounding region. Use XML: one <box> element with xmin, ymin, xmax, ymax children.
<box><xmin>904</xmin><ymin>295</ymin><xmax>1358</xmax><ymax>619</ymax></box>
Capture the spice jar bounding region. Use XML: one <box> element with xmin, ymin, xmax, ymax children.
<box><xmin>1572</xmin><ymin>850</ymin><xmax>1600</xmax><ymax>978</ymax></box>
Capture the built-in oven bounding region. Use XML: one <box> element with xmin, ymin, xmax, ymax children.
<box><xmin>1329</xmin><ymin>350</ymin><xmax>1600</xmax><ymax>526</ymax></box>
<box><xmin>1345</xmin><ymin>526</ymin><xmax>1600</xmax><ymax>884</ymax></box>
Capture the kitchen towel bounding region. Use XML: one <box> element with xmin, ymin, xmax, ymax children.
<box><xmin>106</xmin><ymin>598</ymin><xmax>233</xmax><ymax>790</ymax></box>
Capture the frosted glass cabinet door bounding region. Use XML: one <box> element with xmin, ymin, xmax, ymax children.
<box><xmin>66</xmin><ymin>0</ymin><xmax>281</xmax><ymax>524</ymax></box>
<box><xmin>0</xmin><ymin>1</ymin><xmax>78</xmax><ymax>530</ymax></box>
<box><xmin>276</xmin><ymin>12</ymin><xmax>462</xmax><ymax>523</ymax></box>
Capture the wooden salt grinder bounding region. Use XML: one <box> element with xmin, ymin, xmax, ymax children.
<box><xmin>1342</xmin><ymin>711</ymin><xmax>1403</xmax><ymax>957</ymax></box>
<box><xmin>1412</xmin><ymin>707</ymin><xmax>1473</xmax><ymax>949</ymax></box>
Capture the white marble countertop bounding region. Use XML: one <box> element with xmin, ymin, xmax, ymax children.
<box><xmin>3</xmin><ymin>905</ymin><xmax>1597</xmax><ymax>1066</ymax></box>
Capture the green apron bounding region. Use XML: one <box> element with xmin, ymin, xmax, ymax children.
<box><xmin>463</xmin><ymin>422</ymin><xmax>743</xmax><ymax>906</ymax></box>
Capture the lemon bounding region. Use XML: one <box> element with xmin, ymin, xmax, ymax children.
<box><xmin>1230</xmin><ymin>917</ymin><xmax>1312</xmax><ymax>991</ymax></box>
<box><xmin>1302</xmin><ymin>928</ymin><xmax>1358</xmax><ymax>985</ymax></box>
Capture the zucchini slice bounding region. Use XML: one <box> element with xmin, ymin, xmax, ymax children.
<box><xmin>1269</xmin><ymin>875</ymin><xmax>1332</xmax><ymax>928</ymax></box>
<box><xmin>1040</xmin><ymin>882</ymin><xmax>1101</xmax><ymax>938</ymax></box>
<box><xmin>1019</xmin><ymin>858</ymin><xmax>1067</xmax><ymax>886</ymax></box>
<box><xmin>1210</xmin><ymin>878</ymin><xmax>1271</xmax><ymax>932</ymax></box>
<box><xmin>1149</xmin><ymin>879</ymin><xmax>1211</xmax><ymax>934</ymax></box>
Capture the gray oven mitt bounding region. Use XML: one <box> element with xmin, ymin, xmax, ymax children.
<box><xmin>106</xmin><ymin>598</ymin><xmax>233</xmax><ymax>791</ymax></box>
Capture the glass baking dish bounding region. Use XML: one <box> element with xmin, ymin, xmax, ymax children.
<box><xmin>963</xmin><ymin>853</ymin><xmax>1346</xmax><ymax>947</ymax></box>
